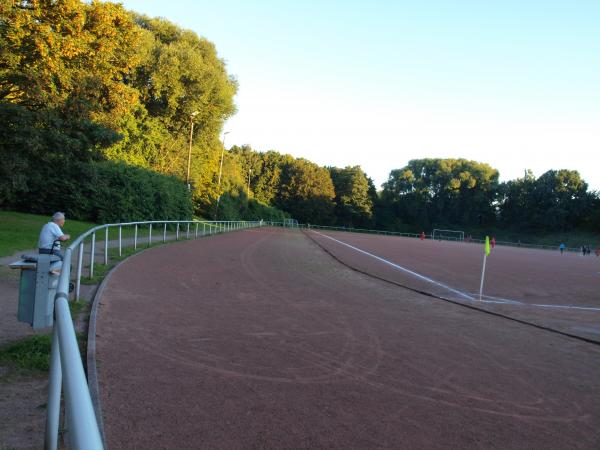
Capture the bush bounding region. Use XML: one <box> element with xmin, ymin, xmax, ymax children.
<box><xmin>7</xmin><ymin>159</ymin><xmax>192</xmax><ymax>223</ymax></box>
<box><xmin>215</xmin><ymin>189</ymin><xmax>289</xmax><ymax>222</ymax></box>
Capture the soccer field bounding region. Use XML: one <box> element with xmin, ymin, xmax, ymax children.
<box><xmin>307</xmin><ymin>229</ymin><xmax>600</xmax><ymax>343</ymax></box>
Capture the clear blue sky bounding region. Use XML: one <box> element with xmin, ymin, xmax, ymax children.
<box><xmin>119</xmin><ymin>0</ymin><xmax>599</xmax><ymax>190</ymax></box>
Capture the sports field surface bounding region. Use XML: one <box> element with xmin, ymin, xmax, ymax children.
<box><xmin>94</xmin><ymin>227</ymin><xmax>600</xmax><ymax>449</ymax></box>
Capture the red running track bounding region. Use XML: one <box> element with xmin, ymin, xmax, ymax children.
<box><xmin>94</xmin><ymin>227</ymin><xmax>600</xmax><ymax>449</ymax></box>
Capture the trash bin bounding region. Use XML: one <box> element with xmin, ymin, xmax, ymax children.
<box><xmin>9</xmin><ymin>253</ymin><xmax>62</xmax><ymax>329</ymax></box>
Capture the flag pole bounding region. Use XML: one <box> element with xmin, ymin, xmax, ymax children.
<box><xmin>479</xmin><ymin>252</ymin><xmax>487</xmax><ymax>301</ymax></box>
<box><xmin>479</xmin><ymin>236</ymin><xmax>490</xmax><ymax>301</ymax></box>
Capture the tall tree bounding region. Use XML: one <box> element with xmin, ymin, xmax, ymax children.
<box><xmin>328</xmin><ymin>166</ymin><xmax>374</xmax><ymax>228</ymax></box>
<box><xmin>381</xmin><ymin>158</ymin><xmax>499</xmax><ymax>229</ymax></box>
<box><xmin>0</xmin><ymin>0</ymin><xmax>141</xmax><ymax>122</ymax></box>
<box><xmin>275</xmin><ymin>158</ymin><xmax>335</xmax><ymax>223</ymax></box>
<box><xmin>499</xmin><ymin>169</ymin><xmax>592</xmax><ymax>231</ymax></box>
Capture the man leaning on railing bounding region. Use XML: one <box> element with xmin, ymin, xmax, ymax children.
<box><xmin>38</xmin><ymin>212</ymin><xmax>70</xmax><ymax>261</ymax></box>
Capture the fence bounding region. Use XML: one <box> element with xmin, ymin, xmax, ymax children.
<box><xmin>46</xmin><ymin>220</ymin><xmax>261</xmax><ymax>450</ymax></box>
<box><xmin>301</xmin><ymin>224</ymin><xmax>582</xmax><ymax>253</ymax></box>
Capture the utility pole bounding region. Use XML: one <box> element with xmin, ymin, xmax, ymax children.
<box><xmin>215</xmin><ymin>131</ymin><xmax>229</xmax><ymax>217</ymax></box>
<box><xmin>186</xmin><ymin>111</ymin><xmax>199</xmax><ymax>190</ymax></box>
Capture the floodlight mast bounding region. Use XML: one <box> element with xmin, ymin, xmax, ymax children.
<box><xmin>186</xmin><ymin>111</ymin><xmax>200</xmax><ymax>190</ymax></box>
<box><xmin>215</xmin><ymin>131</ymin><xmax>230</xmax><ymax>218</ymax></box>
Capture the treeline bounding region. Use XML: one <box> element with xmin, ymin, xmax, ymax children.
<box><xmin>378</xmin><ymin>159</ymin><xmax>599</xmax><ymax>234</ymax></box>
<box><xmin>225</xmin><ymin>148</ymin><xmax>600</xmax><ymax>235</ymax></box>
<box><xmin>1</xmin><ymin>1</ymin><xmax>598</xmax><ymax>236</ymax></box>
<box><xmin>1</xmin><ymin>0</ymin><xmax>242</xmax><ymax>221</ymax></box>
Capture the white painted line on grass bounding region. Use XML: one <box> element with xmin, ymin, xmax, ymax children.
<box><xmin>313</xmin><ymin>231</ymin><xmax>475</xmax><ymax>301</ymax></box>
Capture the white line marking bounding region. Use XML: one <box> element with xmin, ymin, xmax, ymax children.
<box><xmin>474</xmin><ymin>293</ymin><xmax>600</xmax><ymax>312</ymax></box>
<box><xmin>314</xmin><ymin>231</ymin><xmax>600</xmax><ymax>313</ymax></box>
<box><xmin>313</xmin><ymin>231</ymin><xmax>475</xmax><ymax>300</ymax></box>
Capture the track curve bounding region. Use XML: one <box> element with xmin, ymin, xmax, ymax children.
<box><xmin>94</xmin><ymin>227</ymin><xmax>600</xmax><ymax>449</ymax></box>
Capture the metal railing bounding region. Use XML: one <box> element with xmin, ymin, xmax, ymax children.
<box><xmin>304</xmin><ymin>223</ymin><xmax>423</xmax><ymax>239</ymax></box>
<box><xmin>46</xmin><ymin>219</ymin><xmax>261</xmax><ymax>450</ymax></box>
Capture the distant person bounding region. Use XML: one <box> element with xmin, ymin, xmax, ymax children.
<box><xmin>38</xmin><ymin>212</ymin><xmax>70</xmax><ymax>261</ymax></box>
<box><xmin>595</xmin><ymin>246</ymin><xmax>600</xmax><ymax>257</ymax></box>
<box><xmin>491</xmin><ymin>237</ymin><xmax>496</xmax><ymax>248</ymax></box>
<box><xmin>581</xmin><ymin>245</ymin><xmax>586</xmax><ymax>256</ymax></box>
<box><xmin>559</xmin><ymin>243</ymin><xmax>566</xmax><ymax>254</ymax></box>
<box><xmin>420</xmin><ymin>231</ymin><xmax>425</xmax><ymax>241</ymax></box>
<box><xmin>586</xmin><ymin>245</ymin><xmax>592</xmax><ymax>256</ymax></box>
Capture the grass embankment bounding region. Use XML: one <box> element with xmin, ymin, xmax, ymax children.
<box><xmin>0</xmin><ymin>211</ymin><xmax>97</xmax><ymax>257</ymax></box>
<box><xmin>0</xmin><ymin>211</ymin><xmax>174</xmax><ymax>258</ymax></box>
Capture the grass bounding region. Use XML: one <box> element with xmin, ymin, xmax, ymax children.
<box><xmin>69</xmin><ymin>299</ymin><xmax>89</xmax><ymax>318</ymax></box>
<box><xmin>0</xmin><ymin>210</ymin><xmax>205</xmax><ymax>258</ymax></box>
<box><xmin>0</xmin><ymin>308</ymin><xmax>89</xmax><ymax>378</ymax></box>
<box><xmin>0</xmin><ymin>334</ymin><xmax>52</xmax><ymax>374</ymax></box>
<box><xmin>0</xmin><ymin>211</ymin><xmax>98</xmax><ymax>258</ymax></box>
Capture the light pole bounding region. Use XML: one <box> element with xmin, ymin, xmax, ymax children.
<box><xmin>247</xmin><ymin>168</ymin><xmax>252</xmax><ymax>198</ymax></box>
<box><xmin>215</xmin><ymin>131</ymin><xmax>229</xmax><ymax>217</ymax></box>
<box><xmin>186</xmin><ymin>111</ymin><xmax>199</xmax><ymax>190</ymax></box>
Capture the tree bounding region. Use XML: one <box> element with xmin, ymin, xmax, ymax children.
<box><xmin>499</xmin><ymin>169</ymin><xmax>593</xmax><ymax>232</ymax></box>
<box><xmin>0</xmin><ymin>0</ymin><xmax>141</xmax><ymax>123</ymax></box>
<box><xmin>275</xmin><ymin>158</ymin><xmax>335</xmax><ymax>223</ymax></box>
<box><xmin>328</xmin><ymin>166</ymin><xmax>374</xmax><ymax>228</ymax></box>
<box><xmin>381</xmin><ymin>158</ymin><xmax>499</xmax><ymax>229</ymax></box>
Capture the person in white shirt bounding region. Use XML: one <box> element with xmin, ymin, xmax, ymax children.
<box><xmin>38</xmin><ymin>212</ymin><xmax>70</xmax><ymax>260</ymax></box>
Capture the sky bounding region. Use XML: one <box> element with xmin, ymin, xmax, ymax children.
<box><xmin>118</xmin><ymin>0</ymin><xmax>599</xmax><ymax>190</ymax></box>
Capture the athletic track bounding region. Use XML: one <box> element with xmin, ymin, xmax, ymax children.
<box><xmin>94</xmin><ymin>227</ymin><xmax>600</xmax><ymax>449</ymax></box>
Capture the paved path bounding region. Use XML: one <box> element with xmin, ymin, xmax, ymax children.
<box><xmin>95</xmin><ymin>227</ymin><xmax>600</xmax><ymax>449</ymax></box>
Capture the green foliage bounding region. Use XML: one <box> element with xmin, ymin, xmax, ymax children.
<box><xmin>7</xmin><ymin>158</ymin><xmax>192</xmax><ymax>223</ymax></box>
<box><xmin>498</xmin><ymin>169</ymin><xmax>594</xmax><ymax>232</ymax></box>
<box><xmin>381</xmin><ymin>158</ymin><xmax>499</xmax><ymax>230</ymax></box>
<box><xmin>329</xmin><ymin>166</ymin><xmax>374</xmax><ymax>228</ymax></box>
<box><xmin>0</xmin><ymin>0</ymin><xmax>142</xmax><ymax>122</ymax></box>
<box><xmin>69</xmin><ymin>299</ymin><xmax>89</xmax><ymax>318</ymax></box>
<box><xmin>274</xmin><ymin>158</ymin><xmax>335</xmax><ymax>224</ymax></box>
<box><xmin>0</xmin><ymin>103</ymin><xmax>120</xmax><ymax>208</ymax></box>
<box><xmin>0</xmin><ymin>335</ymin><xmax>52</xmax><ymax>374</ymax></box>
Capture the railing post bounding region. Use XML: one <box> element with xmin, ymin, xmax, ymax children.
<box><xmin>118</xmin><ymin>225</ymin><xmax>122</xmax><ymax>257</ymax></box>
<box><xmin>195</xmin><ymin>222</ymin><xmax>199</xmax><ymax>238</ymax></box>
<box><xmin>163</xmin><ymin>222</ymin><xmax>167</xmax><ymax>243</ymax></box>
<box><xmin>176</xmin><ymin>222</ymin><xmax>179</xmax><ymax>240</ymax></box>
<box><xmin>203</xmin><ymin>223</ymin><xmax>206</xmax><ymax>236</ymax></box>
<box><xmin>45</xmin><ymin>325</ymin><xmax>62</xmax><ymax>450</ymax></box>
<box><xmin>76</xmin><ymin>242</ymin><xmax>83</xmax><ymax>301</ymax></box>
<box><xmin>104</xmin><ymin>227</ymin><xmax>109</xmax><ymax>265</ymax></box>
<box><xmin>148</xmin><ymin>223</ymin><xmax>152</xmax><ymax>246</ymax></box>
<box><xmin>89</xmin><ymin>232</ymin><xmax>95</xmax><ymax>278</ymax></box>
<box><xmin>186</xmin><ymin>222</ymin><xmax>190</xmax><ymax>239</ymax></box>
<box><xmin>134</xmin><ymin>224</ymin><xmax>138</xmax><ymax>250</ymax></box>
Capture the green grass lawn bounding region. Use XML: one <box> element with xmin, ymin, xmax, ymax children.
<box><xmin>0</xmin><ymin>211</ymin><xmax>173</xmax><ymax>258</ymax></box>
<box><xmin>0</xmin><ymin>211</ymin><xmax>98</xmax><ymax>258</ymax></box>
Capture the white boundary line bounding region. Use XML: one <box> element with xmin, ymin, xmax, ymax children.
<box><xmin>313</xmin><ymin>231</ymin><xmax>600</xmax><ymax>312</ymax></box>
<box><xmin>474</xmin><ymin>293</ymin><xmax>600</xmax><ymax>312</ymax></box>
<box><xmin>313</xmin><ymin>231</ymin><xmax>475</xmax><ymax>301</ymax></box>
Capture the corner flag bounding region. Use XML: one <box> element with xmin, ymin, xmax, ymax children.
<box><xmin>479</xmin><ymin>236</ymin><xmax>491</xmax><ymax>300</ymax></box>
